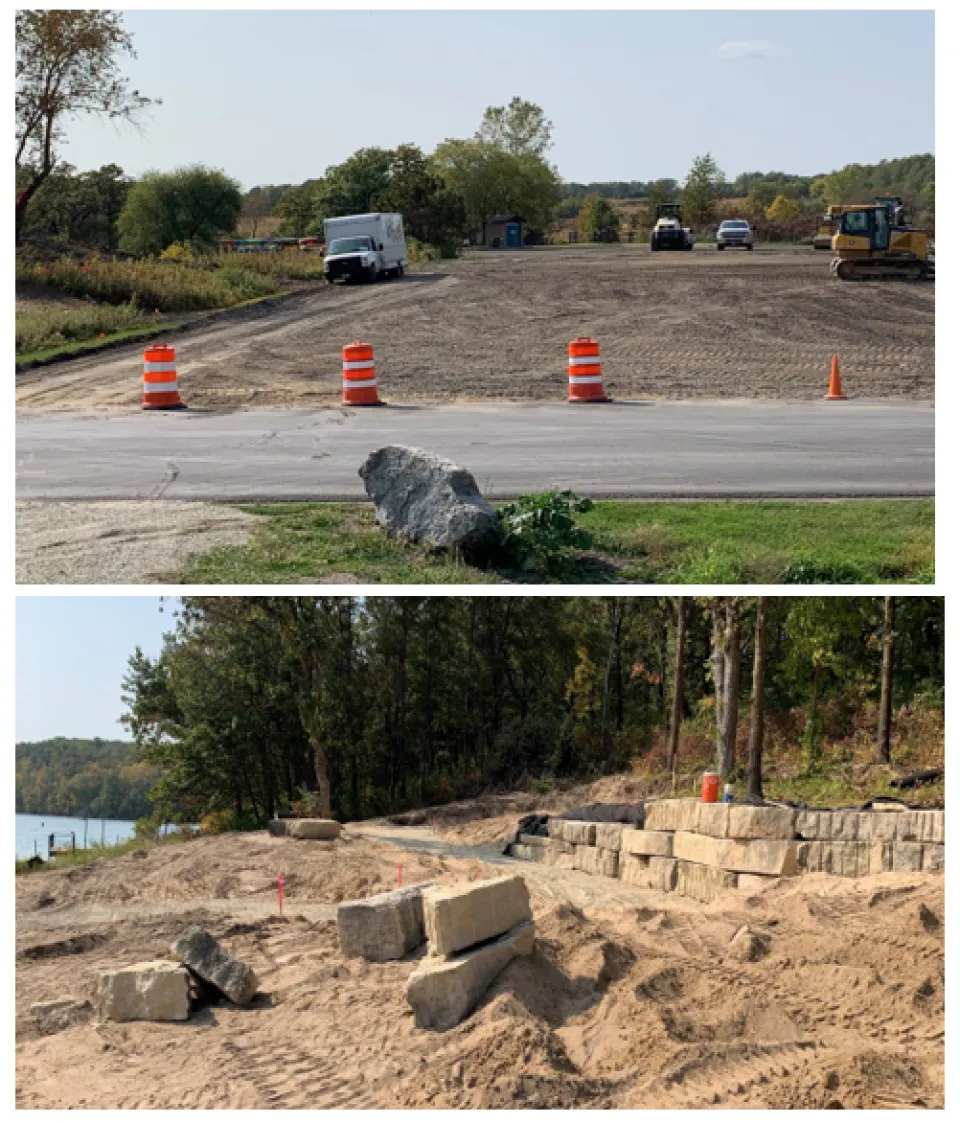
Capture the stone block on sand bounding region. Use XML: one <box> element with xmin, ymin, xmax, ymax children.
<box><xmin>423</xmin><ymin>875</ymin><xmax>531</xmax><ymax>958</ymax></box>
<box><xmin>30</xmin><ymin>996</ymin><xmax>92</xmax><ymax>1035</ymax></box>
<box><xmin>267</xmin><ymin>819</ymin><xmax>288</xmax><ymax>837</ymax></box>
<box><xmin>286</xmin><ymin>818</ymin><xmax>342</xmax><ymax>840</ymax></box>
<box><xmin>726</xmin><ymin>805</ymin><xmax>797</xmax><ymax>841</ymax></box>
<box><xmin>718</xmin><ymin>838</ymin><xmax>799</xmax><ymax>877</ymax></box>
<box><xmin>676</xmin><ymin>861</ymin><xmax>738</xmax><ymax>904</ymax></box>
<box><xmin>170</xmin><ymin>926</ymin><xmax>258</xmax><ymax>1005</ymax></box>
<box><xmin>621</xmin><ymin>828</ymin><xmax>674</xmax><ymax>859</ymax></box>
<box><xmin>337</xmin><ymin>883</ymin><xmax>433</xmax><ymax>962</ymax></box>
<box><xmin>575</xmin><ymin>844</ymin><xmax>620</xmax><ymax>879</ymax></box>
<box><xmin>406</xmin><ymin>920</ymin><xmax>535</xmax><ymax>1030</ymax></box>
<box><xmin>922</xmin><ymin>844</ymin><xmax>945</xmax><ymax>872</ymax></box>
<box><xmin>672</xmin><ymin>831</ymin><xmax>723</xmax><ymax>867</ymax></box>
<box><xmin>97</xmin><ymin>960</ymin><xmax>191</xmax><ymax>1022</ymax></box>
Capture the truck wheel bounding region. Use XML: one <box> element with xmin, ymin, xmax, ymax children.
<box><xmin>746</xmin><ymin>243</ymin><xmax>753</xmax><ymax>251</ymax></box>
<box><xmin>717</xmin><ymin>244</ymin><xmax>724</xmax><ymax>251</ymax></box>
<box><xmin>367</xmin><ymin>266</ymin><xmax>378</xmax><ymax>283</ymax></box>
<box><xmin>685</xmin><ymin>241</ymin><xmax>693</xmax><ymax>250</ymax></box>
<box><xmin>650</xmin><ymin>238</ymin><xmax>658</xmax><ymax>251</ymax></box>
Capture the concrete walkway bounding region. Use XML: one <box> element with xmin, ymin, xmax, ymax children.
<box><xmin>16</xmin><ymin>399</ymin><xmax>933</xmax><ymax>501</ymax></box>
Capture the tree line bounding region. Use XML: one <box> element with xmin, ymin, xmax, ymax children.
<box><xmin>17</xmin><ymin>12</ymin><xmax>934</xmax><ymax>254</ymax></box>
<box><xmin>15</xmin><ymin>738</ymin><xmax>160</xmax><ymax>819</ymax></box>
<box><xmin>120</xmin><ymin>596</ymin><xmax>943</xmax><ymax>828</ymax></box>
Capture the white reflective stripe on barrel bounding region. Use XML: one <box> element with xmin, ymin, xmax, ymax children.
<box><xmin>568</xmin><ymin>375</ymin><xmax>604</xmax><ymax>385</ymax></box>
<box><xmin>342</xmin><ymin>359</ymin><xmax>376</xmax><ymax>370</ymax></box>
<box><xmin>144</xmin><ymin>381</ymin><xmax>179</xmax><ymax>392</ymax></box>
<box><xmin>568</xmin><ymin>355</ymin><xmax>601</xmax><ymax>367</ymax></box>
<box><xmin>343</xmin><ymin>378</ymin><xmax>377</xmax><ymax>389</ymax></box>
<box><xmin>143</xmin><ymin>361</ymin><xmax>177</xmax><ymax>372</ymax></box>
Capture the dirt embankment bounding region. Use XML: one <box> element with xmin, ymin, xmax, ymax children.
<box><xmin>15</xmin><ymin>248</ymin><xmax>934</xmax><ymax>412</ymax></box>
<box><xmin>16</xmin><ymin>827</ymin><xmax>944</xmax><ymax>1109</ymax></box>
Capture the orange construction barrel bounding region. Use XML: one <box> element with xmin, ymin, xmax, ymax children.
<box><xmin>342</xmin><ymin>340</ymin><xmax>380</xmax><ymax>406</ymax></box>
<box><xmin>701</xmin><ymin>772</ymin><xmax>720</xmax><ymax>803</ymax></box>
<box><xmin>142</xmin><ymin>344</ymin><xmax>185</xmax><ymax>410</ymax></box>
<box><xmin>567</xmin><ymin>337</ymin><xmax>608</xmax><ymax>402</ymax></box>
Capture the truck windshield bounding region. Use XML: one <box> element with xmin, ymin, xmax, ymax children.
<box><xmin>327</xmin><ymin>237</ymin><xmax>372</xmax><ymax>255</ymax></box>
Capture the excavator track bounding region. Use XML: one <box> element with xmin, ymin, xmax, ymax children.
<box><xmin>830</xmin><ymin>256</ymin><xmax>933</xmax><ymax>282</ymax></box>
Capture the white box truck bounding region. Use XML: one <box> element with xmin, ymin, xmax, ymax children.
<box><xmin>323</xmin><ymin>213</ymin><xmax>407</xmax><ymax>284</ymax></box>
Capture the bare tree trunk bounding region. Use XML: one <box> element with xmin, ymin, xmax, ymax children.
<box><xmin>712</xmin><ymin>598</ymin><xmax>741</xmax><ymax>781</ymax></box>
<box><xmin>747</xmin><ymin>597</ymin><xmax>767</xmax><ymax>799</ymax></box>
<box><xmin>876</xmin><ymin>595</ymin><xmax>896</xmax><ymax>764</ymax></box>
<box><xmin>668</xmin><ymin>596</ymin><xmax>686</xmax><ymax>790</ymax></box>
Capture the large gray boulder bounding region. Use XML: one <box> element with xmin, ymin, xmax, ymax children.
<box><xmin>359</xmin><ymin>445</ymin><xmax>499</xmax><ymax>558</ymax></box>
<box><xmin>337</xmin><ymin>883</ymin><xmax>434</xmax><ymax>962</ymax></box>
<box><xmin>170</xmin><ymin>926</ymin><xmax>258</xmax><ymax>1006</ymax></box>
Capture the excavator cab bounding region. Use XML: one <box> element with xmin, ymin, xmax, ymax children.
<box><xmin>830</xmin><ymin>205</ymin><xmax>932</xmax><ymax>281</ymax></box>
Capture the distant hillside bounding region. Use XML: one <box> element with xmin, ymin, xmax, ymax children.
<box><xmin>16</xmin><ymin>738</ymin><xmax>160</xmax><ymax>820</ymax></box>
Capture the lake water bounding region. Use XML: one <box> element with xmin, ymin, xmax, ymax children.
<box><xmin>16</xmin><ymin>813</ymin><xmax>138</xmax><ymax>860</ymax></box>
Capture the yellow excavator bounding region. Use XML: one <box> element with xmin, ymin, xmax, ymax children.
<box><xmin>829</xmin><ymin>198</ymin><xmax>934</xmax><ymax>280</ymax></box>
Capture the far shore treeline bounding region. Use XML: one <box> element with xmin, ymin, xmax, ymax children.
<box><xmin>120</xmin><ymin>597</ymin><xmax>944</xmax><ymax>832</ymax></box>
<box><xmin>15</xmin><ymin>738</ymin><xmax>159</xmax><ymax>820</ymax></box>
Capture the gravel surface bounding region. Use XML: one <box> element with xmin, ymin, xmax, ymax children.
<box><xmin>15</xmin><ymin>500</ymin><xmax>257</xmax><ymax>584</ymax></box>
<box><xmin>15</xmin><ymin>246</ymin><xmax>934</xmax><ymax>410</ymax></box>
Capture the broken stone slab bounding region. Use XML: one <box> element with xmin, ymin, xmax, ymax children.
<box><xmin>406</xmin><ymin>919</ymin><xmax>535</xmax><ymax>1030</ymax></box>
<box><xmin>594</xmin><ymin>822</ymin><xmax>624</xmax><ymax>851</ymax></box>
<box><xmin>423</xmin><ymin>875</ymin><xmax>531</xmax><ymax>958</ymax></box>
<box><xmin>697</xmin><ymin>803</ymin><xmax>730</xmax><ymax>839</ymax></box>
<box><xmin>97</xmin><ymin>960</ymin><xmax>191</xmax><ymax>1022</ymax></box>
<box><xmin>676</xmin><ymin>860</ymin><xmax>738</xmax><ymax>903</ymax></box>
<box><xmin>574</xmin><ymin>844</ymin><xmax>620</xmax><ymax>879</ymax></box>
<box><xmin>29</xmin><ymin>996</ymin><xmax>92</xmax><ymax>1035</ymax></box>
<box><xmin>286</xmin><ymin>818</ymin><xmax>342</xmax><ymax>840</ymax></box>
<box><xmin>337</xmin><ymin>883</ymin><xmax>434</xmax><ymax>962</ymax></box>
<box><xmin>726</xmin><ymin>805</ymin><xmax>797</xmax><ymax>841</ymax></box>
<box><xmin>644</xmin><ymin>799</ymin><xmax>700</xmax><ymax>833</ymax></box>
<box><xmin>170</xmin><ymin>926</ymin><xmax>258</xmax><ymax>1005</ymax></box>
<box><xmin>728</xmin><ymin>925</ymin><xmax>770</xmax><ymax>962</ymax></box>
<box><xmin>621</xmin><ymin>828</ymin><xmax>674</xmax><ymax>858</ymax></box>
<box><xmin>266</xmin><ymin>819</ymin><xmax>288</xmax><ymax>837</ymax></box>
<box><xmin>922</xmin><ymin>843</ymin><xmax>945</xmax><ymax>872</ymax></box>
<box><xmin>359</xmin><ymin>445</ymin><xmax>500</xmax><ymax>560</ymax></box>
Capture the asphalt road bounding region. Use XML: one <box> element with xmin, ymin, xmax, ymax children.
<box><xmin>16</xmin><ymin>400</ymin><xmax>934</xmax><ymax>501</ymax></box>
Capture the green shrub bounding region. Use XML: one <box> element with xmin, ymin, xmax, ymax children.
<box><xmin>780</xmin><ymin>558</ymin><xmax>871</xmax><ymax>585</ymax></box>
<box><xmin>498</xmin><ymin>490</ymin><xmax>594</xmax><ymax>576</ymax></box>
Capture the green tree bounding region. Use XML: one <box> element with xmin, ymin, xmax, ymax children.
<box><xmin>432</xmin><ymin>140</ymin><xmax>560</xmax><ymax>241</ymax></box>
<box><xmin>16</xmin><ymin>9</ymin><xmax>155</xmax><ymax>241</ymax></box>
<box><xmin>577</xmin><ymin>193</ymin><xmax>620</xmax><ymax>241</ymax></box>
<box><xmin>477</xmin><ymin>96</ymin><xmax>553</xmax><ymax>156</ymax></box>
<box><xmin>376</xmin><ymin>144</ymin><xmax>466</xmax><ymax>250</ymax></box>
<box><xmin>310</xmin><ymin>147</ymin><xmax>393</xmax><ymax>231</ymax></box>
<box><xmin>273</xmin><ymin>184</ymin><xmax>316</xmax><ymax>237</ymax></box>
<box><xmin>820</xmin><ymin>163</ymin><xmax>868</xmax><ymax>205</ymax></box>
<box><xmin>239</xmin><ymin>187</ymin><xmax>274</xmax><ymax>237</ymax></box>
<box><xmin>765</xmin><ymin>194</ymin><xmax>801</xmax><ymax>222</ymax></box>
<box><xmin>117</xmin><ymin>165</ymin><xmax>243</xmax><ymax>254</ymax></box>
<box><xmin>921</xmin><ymin>181</ymin><xmax>935</xmax><ymax>231</ymax></box>
<box><xmin>19</xmin><ymin>163</ymin><xmax>130</xmax><ymax>249</ymax></box>
<box><xmin>681</xmin><ymin>153</ymin><xmax>725</xmax><ymax>225</ymax></box>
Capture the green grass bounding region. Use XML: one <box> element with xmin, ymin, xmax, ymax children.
<box><xmin>15</xmin><ymin>301</ymin><xmax>164</xmax><ymax>357</ymax></box>
<box><xmin>176</xmin><ymin>498</ymin><xmax>934</xmax><ymax>585</ymax></box>
<box><xmin>178</xmin><ymin>503</ymin><xmax>501</xmax><ymax>584</ymax></box>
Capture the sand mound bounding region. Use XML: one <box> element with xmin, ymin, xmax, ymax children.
<box><xmin>16</xmin><ymin>830</ymin><xmax>944</xmax><ymax>1109</ymax></box>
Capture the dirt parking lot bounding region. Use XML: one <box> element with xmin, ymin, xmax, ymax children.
<box><xmin>16</xmin><ymin>246</ymin><xmax>934</xmax><ymax>411</ymax></box>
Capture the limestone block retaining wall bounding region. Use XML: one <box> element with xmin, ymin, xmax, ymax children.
<box><xmin>508</xmin><ymin>802</ymin><xmax>944</xmax><ymax>903</ymax></box>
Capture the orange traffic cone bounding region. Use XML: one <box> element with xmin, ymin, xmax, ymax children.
<box><xmin>825</xmin><ymin>354</ymin><xmax>847</xmax><ymax>400</ymax></box>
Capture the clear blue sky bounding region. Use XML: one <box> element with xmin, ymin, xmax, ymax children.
<box><xmin>16</xmin><ymin>597</ymin><xmax>176</xmax><ymax>742</ymax></box>
<box><xmin>59</xmin><ymin>8</ymin><xmax>934</xmax><ymax>189</ymax></box>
